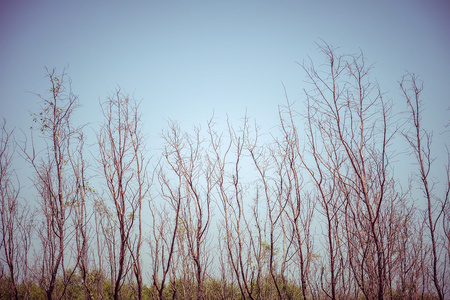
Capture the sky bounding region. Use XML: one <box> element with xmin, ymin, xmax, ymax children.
<box><xmin>0</xmin><ymin>0</ymin><xmax>449</xmax><ymax>174</ymax></box>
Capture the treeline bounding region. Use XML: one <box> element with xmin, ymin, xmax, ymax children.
<box><xmin>1</xmin><ymin>43</ymin><xmax>449</xmax><ymax>300</ymax></box>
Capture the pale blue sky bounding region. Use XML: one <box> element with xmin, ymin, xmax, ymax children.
<box><xmin>1</xmin><ymin>0</ymin><xmax>449</xmax><ymax>150</ymax></box>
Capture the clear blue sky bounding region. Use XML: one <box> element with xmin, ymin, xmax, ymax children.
<box><xmin>1</xmin><ymin>0</ymin><xmax>449</xmax><ymax>151</ymax></box>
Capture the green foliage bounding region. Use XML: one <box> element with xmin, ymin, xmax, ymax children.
<box><xmin>0</xmin><ymin>277</ymin><xmax>13</xmax><ymax>300</ymax></box>
<box><xmin>249</xmin><ymin>274</ymin><xmax>303</xmax><ymax>300</ymax></box>
<box><xmin>127</xmin><ymin>211</ymin><xmax>135</xmax><ymax>220</ymax></box>
<box><xmin>1</xmin><ymin>268</ymin><xmax>444</xmax><ymax>299</ymax></box>
<box><xmin>0</xmin><ymin>277</ymin><xmax>46</xmax><ymax>300</ymax></box>
<box><xmin>160</xmin><ymin>278</ymin><xmax>236</xmax><ymax>300</ymax></box>
<box><xmin>50</xmin><ymin>76</ymin><xmax>61</xmax><ymax>94</ymax></box>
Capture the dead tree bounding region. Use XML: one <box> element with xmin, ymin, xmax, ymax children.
<box><xmin>97</xmin><ymin>89</ymin><xmax>147</xmax><ymax>300</ymax></box>
<box><xmin>301</xmin><ymin>43</ymin><xmax>400</xmax><ymax>299</ymax></box>
<box><xmin>159</xmin><ymin>121</ymin><xmax>213</xmax><ymax>299</ymax></box>
<box><xmin>401</xmin><ymin>73</ymin><xmax>449</xmax><ymax>299</ymax></box>
<box><xmin>150</xmin><ymin>148</ymin><xmax>185</xmax><ymax>299</ymax></box>
<box><xmin>68</xmin><ymin>131</ymin><xmax>94</xmax><ymax>300</ymax></box>
<box><xmin>23</xmin><ymin>68</ymin><xmax>82</xmax><ymax>300</ymax></box>
<box><xmin>208</xmin><ymin>116</ymin><xmax>262</xmax><ymax>300</ymax></box>
<box><xmin>247</xmin><ymin>123</ymin><xmax>292</xmax><ymax>299</ymax></box>
<box><xmin>277</xmin><ymin>100</ymin><xmax>316</xmax><ymax>299</ymax></box>
<box><xmin>0</xmin><ymin>119</ymin><xmax>34</xmax><ymax>300</ymax></box>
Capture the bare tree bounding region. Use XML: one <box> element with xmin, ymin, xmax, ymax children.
<box><xmin>209</xmin><ymin>115</ymin><xmax>296</xmax><ymax>299</ymax></box>
<box><xmin>97</xmin><ymin>88</ymin><xmax>147</xmax><ymax>300</ymax></box>
<box><xmin>93</xmin><ymin>197</ymin><xmax>116</xmax><ymax>298</ymax></box>
<box><xmin>388</xmin><ymin>198</ymin><xmax>427</xmax><ymax>298</ymax></box>
<box><xmin>23</xmin><ymin>68</ymin><xmax>82</xmax><ymax>300</ymax></box>
<box><xmin>209</xmin><ymin>116</ymin><xmax>258</xmax><ymax>300</ymax></box>
<box><xmin>150</xmin><ymin>152</ymin><xmax>184</xmax><ymax>299</ymax></box>
<box><xmin>68</xmin><ymin>131</ymin><xmax>94</xmax><ymax>300</ymax></box>
<box><xmin>0</xmin><ymin>119</ymin><xmax>20</xmax><ymax>300</ymax></box>
<box><xmin>0</xmin><ymin>119</ymin><xmax>34</xmax><ymax>300</ymax></box>
<box><xmin>158</xmin><ymin>121</ymin><xmax>214</xmax><ymax>299</ymax></box>
<box><xmin>401</xmin><ymin>73</ymin><xmax>450</xmax><ymax>299</ymax></box>
<box><xmin>247</xmin><ymin>123</ymin><xmax>292</xmax><ymax>299</ymax></box>
<box><xmin>300</xmin><ymin>42</ymin><xmax>401</xmax><ymax>299</ymax></box>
